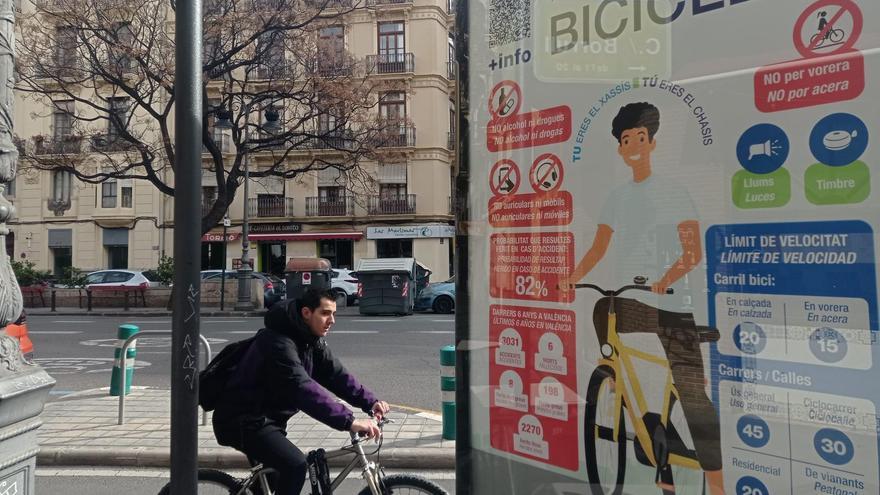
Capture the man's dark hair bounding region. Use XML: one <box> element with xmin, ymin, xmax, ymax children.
<box><xmin>297</xmin><ymin>288</ymin><xmax>337</xmax><ymax>311</ymax></box>
<box><xmin>611</xmin><ymin>102</ymin><xmax>660</xmax><ymax>142</ymax></box>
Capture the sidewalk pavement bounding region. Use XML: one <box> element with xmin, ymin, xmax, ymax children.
<box><xmin>37</xmin><ymin>387</ymin><xmax>455</xmax><ymax>470</ymax></box>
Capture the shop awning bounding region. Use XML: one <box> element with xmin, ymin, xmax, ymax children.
<box><xmin>247</xmin><ymin>232</ymin><xmax>364</xmax><ymax>242</ymax></box>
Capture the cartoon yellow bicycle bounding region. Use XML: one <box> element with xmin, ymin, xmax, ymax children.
<box><xmin>577</xmin><ymin>278</ymin><xmax>720</xmax><ymax>495</ymax></box>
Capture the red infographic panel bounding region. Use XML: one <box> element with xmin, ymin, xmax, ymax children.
<box><xmin>490</xmin><ymin>232</ymin><xmax>574</xmax><ymax>304</ymax></box>
<box><xmin>489</xmin><ymin>305</ymin><xmax>578</xmax><ymax>471</ymax></box>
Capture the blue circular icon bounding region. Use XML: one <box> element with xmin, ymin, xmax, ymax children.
<box><xmin>734</xmin><ymin>322</ymin><xmax>767</xmax><ymax>355</ymax></box>
<box><xmin>809</xmin><ymin>113</ymin><xmax>868</xmax><ymax>167</ymax></box>
<box><xmin>736</xmin><ymin>124</ymin><xmax>790</xmax><ymax>174</ymax></box>
<box><xmin>736</xmin><ymin>476</ymin><xmax>769</xmax><ymax>495</ymax></box>
<box><xmin>737</xmin><ymin>414</ymin><xmax>770</xmax><ymax>448</ymax></box>
<box><xmin>809</xmin><ymin>327</ymin><xmax>848</xmax><ymax>363</ymax></box>
<box><xmin>814</xmin><ymin>428</ymin><xmax>854</xmax><ymax>465</ymax></box>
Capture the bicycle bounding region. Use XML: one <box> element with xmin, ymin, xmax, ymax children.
<box><xmin>157</xmin><ymin>416</ymin><xmax>448</xmax><ymax>495</ymax></box>
<box><xmin>576</xmin><ymin>277</ymin><xmax>720</xmax><ymax>495</ymax></box>
<box><xmin>810</xmin><ymin>28</ymin><xmax>845</xmax><ymax>48</ymax></box>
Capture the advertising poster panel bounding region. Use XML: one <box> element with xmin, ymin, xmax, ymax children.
<box><xmin>466</xmin><ymin>0</ymin><xmax>880</xmax><ymax>493</ymax></box>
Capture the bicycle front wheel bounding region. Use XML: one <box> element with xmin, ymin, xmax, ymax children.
<box><xmin>585</xmin><ymin>365</ymin><xmax>627</xmax><ymax>495</ymax></box>
<box><xmin>358</xmin><ymin>474</ymin><xmax>449</xmax><ymax>495</ymax></box>
<box><xmin>157</xmin><ymin>468</ymin><xmax>247</xmax><ymax>495</ymax></box>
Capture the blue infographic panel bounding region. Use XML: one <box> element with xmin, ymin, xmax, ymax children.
<box><xmin>706</xmin><ymin>220</ymin><xmax>878</xmax><ymax>495</ymax></box>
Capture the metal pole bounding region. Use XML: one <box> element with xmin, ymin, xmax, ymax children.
<box><xmin>220</xmin><ymin>215</ymin><xmax>229</xmax><ymax>311</ymax></box>
<box><xmin>235</xmin><ymin>123</ymin><xmax>254</xmax><ymax>311</ymax></box>
<box><xmin>454</xmin><ymin>0</ymin><xmax>472</xmax><ymax>492</ymax></box>
<box><xmin>172</xmin><ymin>0</ymin><xmax>202</xmax><ymax>491</ymax></box>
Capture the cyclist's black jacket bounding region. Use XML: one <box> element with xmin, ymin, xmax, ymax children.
<box><xmin>213</xmin><ymin>299</ymin><xmax>377</xmax><ymax>434</ymax></box>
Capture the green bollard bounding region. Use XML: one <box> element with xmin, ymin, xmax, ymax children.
<box><xmin>440</xmin><ymin>345</ymin><xmax>456</xmax><ymax>440</ymax></box>
<box><xmin>110</xmin><ymin>324</ymin><xmax>139</xmax><ymax>396</ymax></box>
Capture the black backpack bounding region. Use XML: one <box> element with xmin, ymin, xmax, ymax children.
<box><xmin>198</xmin><ymin>335</ymin><xmax>257</xmax><ymax>411</ymax></box>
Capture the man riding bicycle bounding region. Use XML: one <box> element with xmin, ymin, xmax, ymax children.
<box><xmin>561</xmin><ymin>102</ymin><xmax>726</xmax><ymax>495</ymax></box>
<box><xmin>213</xmin><ymin>288</ymin><xmax>390</xmax><ymax>494</ymax></box>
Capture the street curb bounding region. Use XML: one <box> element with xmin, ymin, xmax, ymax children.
<box><xmin>37</xmin><ymin>447</ymin><xmax>455</xmax><ymax>470</ymax></box>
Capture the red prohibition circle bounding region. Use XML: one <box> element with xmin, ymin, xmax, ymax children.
<box><xmin>529</xmin><ymin>154</ymin><xmax>564</xmax><ymax>193</ymax></box>
<box><xmin>489</xmin><ymin>159</ymin><xmax>521</xmax><ymax>196</ymax></box>
<box><xmin>489</xmin><ymin>80</ymin><xmax>522</xmax><ymax>120</ymax></box>
<box><xmin>793</xmin><ymin>0</ymin><xmax>862</xmax><ymax>59</ymax></box>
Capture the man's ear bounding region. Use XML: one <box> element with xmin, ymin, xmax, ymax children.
<box><xmin>617</xmin><ymin>142</ymin><xmax>624</xmax><ymax>156</ymax></box>
<box><xmin>648</xmin><ymin>138</ymin><xmax>657</xmax><ymax>152</ymax></box>
<box><xmin>301</xmin><ymin>306</ymin><xmax>311</xmax><ymax>320</ymax></box>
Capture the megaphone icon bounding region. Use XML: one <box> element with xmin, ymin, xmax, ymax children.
<box><xmin>748</xmin><ymin>140</ymin><xmax>774</xmax><ymax>160</ymax></box>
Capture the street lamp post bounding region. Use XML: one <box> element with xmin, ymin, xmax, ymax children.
<box><xmin>235</xmin><ymin>148</ymin><xmax>254</xmax><ymax>311</ymax></box>
<box><xmin>220</xmin><ymin>214</ymin><xmax>230</xmax><ymax>311</ymax></box>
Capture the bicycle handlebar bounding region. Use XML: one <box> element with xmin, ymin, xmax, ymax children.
<box><xmin>573</xmin><ymin>283</ymin><xmax>674</xmax><ymax>296</ymax></box>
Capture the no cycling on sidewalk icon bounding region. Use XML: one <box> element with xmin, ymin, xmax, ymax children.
<box><xmin>793</xmin><ymin>0</ymin><xmax>862</xmax><ymax>59</ymax></box>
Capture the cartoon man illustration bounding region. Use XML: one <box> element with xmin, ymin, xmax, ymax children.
<box><xmin>561</xmin><ymin>102</ymin><xmax>725</xmax><ymax>494</ymax></box>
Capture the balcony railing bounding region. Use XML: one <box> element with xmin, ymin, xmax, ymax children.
<box><xmin>307</xmin><ymin>131</ymin><xmax>357</xmax><ymax>150</ymax></box>
<box><xmin>367</xmin><ymin>0</ymin><xmax>412</xmax><ymax>5</ymax></box>
<box><xmin>447</xmin><ymin>60</ymin><xmax>457</xmax><ymax>80</ymax></box>
<box><xmin>248</xmin><ymin>197</ymin><xmax>295</xmax><ymax>218</ymax></box>
<box><xmin>35</xmin><ymin>136</ymin><xmax>83</xmax><ymax>155</ymax></box>
<box><xmin>92</xmin><ymin>134</ymin><xmax>135</xmax><ymax>152</ymax></box>
<box><xmin>375</xmin><ymin>125</ymin><xmax>416</xmax><ymax>148</ymax></box>
<box><xmin>368</xmin><ymin>194</ymin><xmax>416</xmax><ymax>215</ymax></box>
<box><xmin>366</xmin><ymin>53</ymin><xmax>415</xmax><ymax>74</ymax></box>
<box><xmin>447</xmin><ymin>131</ymin><xmax>456</xmax><ymax>150</ymax></box>
<box><xmin>305</xmin><ymin>0</ymin><xmax>352</xmax><ymax>8</ymax></box>
<box><xmin>311</xmin><ymin>59</ymin><xmax>354</xmax><ymax>78</ymax></box>
<box><xmin>306</xmin><ymin>196</ymin><xmax>354</xmax><ymax>217</ymax></box>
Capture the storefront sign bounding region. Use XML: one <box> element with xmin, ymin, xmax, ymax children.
<box><xmin>249</xmin><ymin>222</ymin><xmax>302</xmax><ymax>234</ymax></box>
<box><xmin>201</xmin><ymin>232</ymin><xmax>241</xmax><ymax>243</ymax></box>
<box><xmin>366</xmin><ymin>225</ymin><xmax>455</xmax><ymax>239</ymax></box>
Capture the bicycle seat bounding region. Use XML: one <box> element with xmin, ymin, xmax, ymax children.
<box><xmin>694</xmin><ymin>326</ymin><xmax>720</xmax><ymax>343</ymax></box>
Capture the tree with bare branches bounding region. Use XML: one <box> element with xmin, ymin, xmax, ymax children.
<box><xmin>15</xmin><ymin>0</ymin><xmax>406</xmax><ymax>235</ymax></box>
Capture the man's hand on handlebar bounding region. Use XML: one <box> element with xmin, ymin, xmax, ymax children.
<box><xmin>350</xmin><ymin>418</ymin><xmax>381</xmax><ymax>441</ymax></box>
<box><xmin>371</xmin><ymin>400</ymin><xmax>390</xmax><ymax>421</ymax></box>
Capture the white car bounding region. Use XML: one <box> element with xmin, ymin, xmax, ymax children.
<box><xmin>86</xmin><ymin>270</ymin><xmax>159</xmax><ymax>288</ymax></box>
<box><xmin>331</xmin><ymin>268</ymin><xmax>359</xmax><ymax>305</ymax></box>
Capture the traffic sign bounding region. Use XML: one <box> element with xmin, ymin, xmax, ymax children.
<box><xmin>529</xmin><ymin>154</ymin><xmax>564</xmax><ymax>193</ymax></box>
<box><xmin>489</xmin><ymin>80</ymin><xmax>522</xmax><ymax>119</ymax></box>
<box><xmin>490</xmin><ymin>159</ymin><xmax>521</xmax><ymax>196</ymax></box>
<box><xmin>793</xmin><ymin>0</ymin><xmax>861</xmax><ymax>59</ymax></box>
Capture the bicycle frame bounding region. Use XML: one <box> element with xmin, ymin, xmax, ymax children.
<box><xmin>236</xmin><ymin>432</ymin><xmax>385</xmax><ymax>495</ymax></box>
<box><xmin>600</xmin><ymin>299</ymin><xmax>702</xmax><ymax>471</ymax></box>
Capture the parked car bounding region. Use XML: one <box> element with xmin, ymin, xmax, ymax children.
<box><xmin>331</xmin><ymin>268</ymin><xmax>359</xmax><ymax>305</ymax></box>
<box><xmin>86</xmin><ymin>270</ymin><xmax>160</xmax><ymax>288</ymax></box>
<box><xmin>200</xmin><ymin>269</ymin><xmax>224</xmax><ymax>279</ymax></box>
<box><xmin>5</xmin><ymin>310</ymin><xmax>34</xmax><ymax>360</ymax></box>
<box><xmin>414</xmin><ymin>276</ymin><xmax>455</xmax><ymax>314</ymax></box>
<box><xmin>203</xmin><ymin>271</ymin><xmax>286</xmax><ymax>308</ymax></box>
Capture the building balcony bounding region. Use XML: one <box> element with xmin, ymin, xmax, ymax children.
<box><xmin>306</xmin><ymin>131</ymin><xmax>356</xmax><ymax>150</ymax></box>
<box><xmin>375</xmin><ymin>125</ymin><xmax>416</xmax><ymax>148</ymax></box>
<box><xmin>366</xmin><ymin>53</ymin><xmax>415</xmax><ymax>75</ymax></box>
<box><xmin>305</xmin><ymin>0</ymin><xmax>352</xmax><ymax>8</ymax></box>
<box><xmin>310</xmin><ymin>60</ymin><xmax>353</xmax><ymax>78</ymax></box>
<box><xmin>92</xmin><ymin>134</ymin><xmax>135</xmax><ymax>152</ymax></box>
<box><xmin>367</xmin><ymin>0</ymin><xmax>412</xmax><ymax>5</ymax></box>
<box><xmin>305</xmin><ymin>196</ymin><xmax>354</xmax><ymax>217</ymax></box>
<box><xmin>368</xmin><ymin>194</ymin><xmax>416</xmax><ymax>215</ymax></box>
<box><xmin>35</xmin><ymin>136</ymin><xmax>83</xmax><ymax>155</ymax></box>
<box><xmin>447</xmin><ymin>131</ymin><xmax>456</xmax><ymax>150</ymax></box>
<box><xmin>248</xmin><ymin>197</ymin><xmax>295</xmax><ymax>218</ymax></box>
<box><xmin>447</xmin><ymin>60</ymin><xmax>457</xmax><ymax>80</ymax></box>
